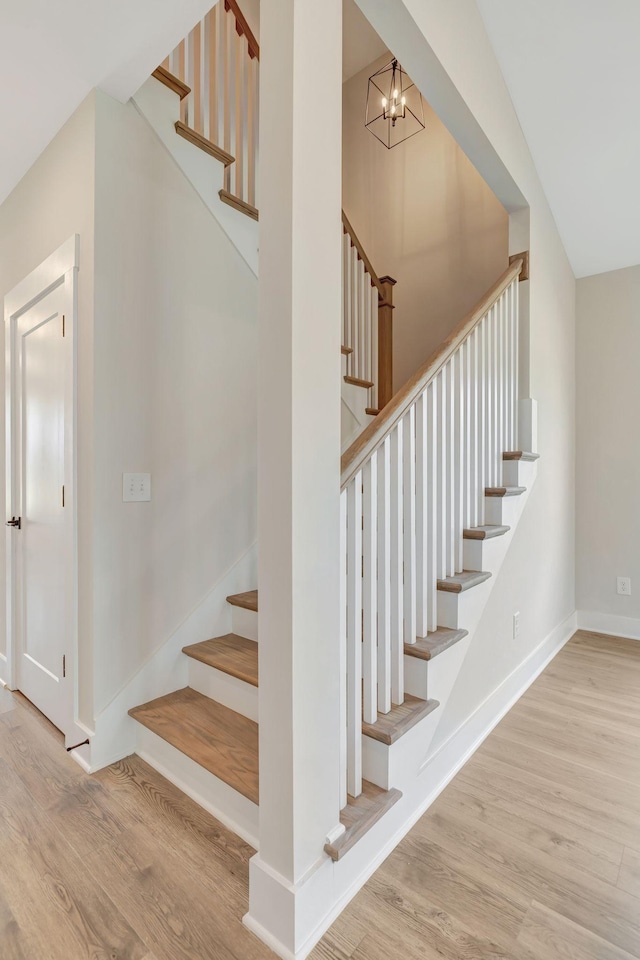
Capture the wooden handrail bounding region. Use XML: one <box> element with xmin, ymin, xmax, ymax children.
<box><xmin>340</xmin><ymin>258</ymin><xmax>523</xmax><ymax>489</ymax></box>
<box><xmin>225</xmin><ymin>0</ymin><xmax>260</xmax><ymax>59</ymax></box>
<box><xmin>341</xmin><ymin>211</ymin><xmax>390</xmax><ymax>306</ymax></box>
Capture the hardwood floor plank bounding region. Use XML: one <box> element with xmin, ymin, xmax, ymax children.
<box><xmin>85</xmin><ymin>824</ymin><xmax>272</xmax><ymax>960</ymax></box>
<box><xmin>517</xmin><ymin>900</ymin><xmax>638</xmax><ymax>960</ymax></box>
<box><xmin>618</xmin><ymin>848</ymin><xmax>640</xmax><ymax>899</ymax></box>
<box><xmin>3</xmin><ymin>629</ymin><xmax>640</xmax><ymax>960</ymax></box>
<box><xmin>0</xmin><ymin>757</ymin><xmax>147</xmax><ymax>960</ymax></box>
<box><xmin>413</xmin><ymin>812</ymin><xmax>640</xmax><ymax>955</ymax></box>
<box><xmin>93</xmin><ymin>754</ymin><xmax>254</xmax><ymax>877</ymax></box>
<box><xmin>442</xmin><ymin>778</ymin><xmax>624</xmax><ymax>884</ymax></box>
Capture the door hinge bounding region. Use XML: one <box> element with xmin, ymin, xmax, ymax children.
<box><xmin>62</xmin><ymin>485</ymin><xmax>65</xmax><ymax>507</ymax></box>
<box><xmin>63</xmin><ymin>655</ymin><xmax>66</xmax><ymax>678</ymax></box>
<box><xmin>62</xmin><ymin>314</ymin><xmax>65</xmax><ymax>337</ymax></box>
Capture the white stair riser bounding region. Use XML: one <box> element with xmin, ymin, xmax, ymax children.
<box><xmin>362</xmin><ymin>708</ymin><xmax>440</xmax><ymax>791</ymax></box>
<box><xmin>403</xmin><ymin>655</ymin><xmax>429</xmax><ymax>699</ymax></box>
<box><xmin>484</xmin><ymin>494</ymin><xmax>523</xmax><ymax>527</ymax></box>
<box><xmin>134</xmin><ymin>723</ymin><xmax>259</xmax><ymax>847</ymax></box>
<box><xmin>187</xmin><ymin>658</ymin><xmax>258</xmax><ymax>722</ymax></box>
<box><xmin>463</xmin><ymin>535</ymin><xmax>505</xmax><ymax>573</ymax></box>
<box><xmin>437</xmin><ymin>579</ymin><xmax>491</xmax><ymax>630</ymax></box>
<box><xmin>232</xmin><ymin>605</ymin><xmax>258</xmax><ymax>641</ymax></box>
<box><xmin>427</xmin><ymin>635</ymin><xmax>472</xmax><ymax>704</ymax></box>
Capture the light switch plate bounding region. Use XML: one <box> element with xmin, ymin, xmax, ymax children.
<box><xmin>123</xmin><ymin>473</ymin><xmax>151</xmax><ymax>502</ymax></box>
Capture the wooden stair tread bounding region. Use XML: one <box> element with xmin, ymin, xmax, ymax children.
<box><xmin>463</xmin><ymin>524</ymin><xmax>510</xmax><ymax>540</ymax></box>
<box><xmin>503</xmin><ymin>451</ymin><xmax>540</xmax><ymax>461</ymax></box>
<box><xmin>325</xmin><ymin>781</ymin><xmax>402</xmax><ymax>861</ymax></box>
<box><xmin>485</xmin><ymin>486</ymin><xmax>526</xmax><ymax>497</ymax></box>
<box><xmin>219</xmin><ymin>189</ymin><xmax>259</xmax><ymax>221</ymax></box>
<box><xmin>365</xmin><ymin>407</ymin><xmax>380</xmax><ymax>417</ymax></box>
<box><xmin>183</xmin><ymin>635</ymin><xmax>258</xmax><ymax>687</ymax></box>
<box><xmin>175</xmin><ymin>121</ymin><xmax>235</xmax><ymax>166</ymax></box>
<box><xmin>129</xmin><ymin>688</ymin><xmax>259</xmax><ymax>804</ymax></box>
<box><xmin>344</xmin><ymin>375</ymin><xmax>374</xmax><ymax>389</ymax></box>
<box><xmin>362</xmin><ymin>694</ymin><xmax>439</xmax><ymax>746</ymax></box>
<box><xmin>152</xmin><ymin>65</ymin><xmax>191</xmax><ymax>100</ymax></box>
<box><xmin>437</xmin><ymin>570</ymin><xmax>492</xmax><ymax>593</ymax></box>
<box><xmin>226</xmin><ymin>590</ymin><xmax>258</xmax><ymax>612</ymax></box>
<box><xmin>404</xmin><ymin>627</ymin><xmax>468</xmax><ymax>661</ymax></box>
<box><xmin>341</xmin><ymin>345</ymin><xmax>353</xmax><ymax>355</ymax></box>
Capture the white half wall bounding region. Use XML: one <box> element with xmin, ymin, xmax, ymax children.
<box><xmin>576</xmin><ymin>265</ymin><xmax>640</xmax><ymax>627</ymax></box>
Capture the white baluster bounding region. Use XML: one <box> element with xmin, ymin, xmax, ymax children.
<box><xmin>390</xmin><ymin>424</ymin><xmax>404</xmax><ymax>704</ymax></box>
<box><xmin>454</xmin><ymin>346</ymin><xmax>465</xmax><ymax>573</ymax></box>
<box><xmin>350</xmin><ymin>246</ymin><xmax>358</xmax><ymax>380</ymax></box>
<box><xmin>478</xmin><ymin>315</ymin><xmax>487</xmax><ymax>523</ymax></box>
<box><xmin>416</xmin><ymin>393</ymin><xmax>428</xmax><ymax>637</ymax></box>
<box><xmin>249</xmin><ymin>55</ymin><xmax>259</xmax><ymax>207</ymax></box>
<box><xmin>235</xmin><ymin>30</ymin><xmax>247</xmax><ymax>201</ymax></box>
<box><xmin>339</xmin><ymin>488</ymin><xmax>347</xmax><ymax>809</ymax></box>
<box><xmin>446</xmin><ymin>359</ymin><xmax>456</xmax><ymax>576</ymax></box>
<box><xmin>426</xmin><ymin>381</ymin><xmax>438</xmax><ymax>632</ymax></box>
<box><xmin>346</xmin><ymin>475</ymin><xmax>362</xmax><ymax>797</ymax></box>
<box><xmin>511</xmin><ymin>278</ymin><xmax>520</xmax><ymax>450</ymax></box>
<box><xmin>468</xmin><ymin>328</ymin><xmax>478</xmax><ymax>529</ymax></box>
<box><xmin>377</xmin><ymin>436</ymin><xmax>392</xmax><ymax>713</ymax></box>
<box><xmin>436</xmin><ymin>367</ymin><xmax>447</xmax><ymax>580</ymax></box>
<box><xmin>403</xmin><ymin>407</ymin><xmax>417</xmax><ymax>645</ymax></box>
<box><xmin>362</xmin><ymin>454</ymin><xmax>378</xmax><ymax>725</ymax></box>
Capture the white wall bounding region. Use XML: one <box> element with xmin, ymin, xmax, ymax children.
<box><xmin>0</xmin><ymin>94</ymin><xmax>96</xmax><ymax>705</ymax></box>
<box><xmin>91</xmin><ymin>90</ymin><xmax>257</xmax><ymax>721</ymax></box>
<box><xmin>343</xmin><ymin>56</ymin><xmax>509</xmax><ymax>393</ymax></box>
<box><xmin>576</xmin><ymin>266</ymin><xmax>640</xmax><ymax>636</ymax></box>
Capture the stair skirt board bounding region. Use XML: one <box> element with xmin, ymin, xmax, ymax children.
<box><xmin>134</xmin><ymin>724</ymin><xmax>259</xmax><ymax>848</ymax></box>
<box><xmin>187</xmin><ymin>657</ymin><xmax>259</xmax><ymax>722</ymax></box>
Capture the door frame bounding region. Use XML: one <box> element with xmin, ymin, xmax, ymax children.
<box><xmin>4</xmin><ymin>235</ymin><xmax>79</xmax><ymax>739</ymax></box>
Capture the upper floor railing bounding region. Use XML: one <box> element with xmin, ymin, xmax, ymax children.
<box><xmin>342</xmin><ymin>212</ymin><xmax>395</xmax><ymax>414</ymax></box>
<box><xmin>160</xmin><ymin>0</ymin><xmax>259</xmax><ymax>217</ymax></box>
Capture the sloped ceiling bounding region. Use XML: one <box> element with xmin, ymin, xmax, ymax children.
<box><xmin>0</xmin><ymin>0</ymin><xmax>213</xmax><ymax>206</ymax></box>
<box><xmin>477</xmin><ymin>0</ymin><xmax>640</xmax><ymax>278</ymax></box>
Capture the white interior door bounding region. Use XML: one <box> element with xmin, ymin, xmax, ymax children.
<box><xmin>10</xmin><ymin>282</ymin><xmax>73</xmax><ymax>733</ymax></box>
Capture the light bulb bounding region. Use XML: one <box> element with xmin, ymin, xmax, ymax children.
<box><xmin>391</xmin><ymin>104</ymin><xmax>396</xmax><ymax>114</ymax></box>
<box><xmin>393</xmin><ymin>89</ymin><xmax>398</xmax><ymax>99</ymax></box>
<box><xmin>382</xmin><ymin>97</ymin><xmax>387</xmax><ymax>108</ymax></box>
<box><xmin>401</xmin><ymin>96</ymin><xmax>406</xmax><ymax>105</ymax></box>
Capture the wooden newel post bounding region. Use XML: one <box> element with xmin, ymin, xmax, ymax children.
<box><xmin>377</xmin><ymin>276</ymin><xmax>396</xmax><ymax>410</ymax></box>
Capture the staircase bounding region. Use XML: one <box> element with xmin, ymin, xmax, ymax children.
<box><xmin>125</xmin><ymin>0</ymin><xmax>538</xmax><ymax>909</ymax></box>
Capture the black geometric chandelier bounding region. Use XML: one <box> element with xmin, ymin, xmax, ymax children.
<box><xmin>365</xmin><ymin>58</ymin><xmax>425</xmax><ymax>149</ymax></box>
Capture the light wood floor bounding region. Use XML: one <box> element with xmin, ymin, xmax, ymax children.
<box><xmin>1</xmin><ymin>629</ymin><xmax>639</xmax><ymax>959</ymax></box>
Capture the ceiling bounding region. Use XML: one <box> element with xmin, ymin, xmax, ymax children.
<box><xmin>477</xmin><ymin>0</ymin><xmax>640</xmax><ymax>278</ymax></box>
<box><xmin>343</xmin><ymin>0</ymin><xmax>388</xmax><ymax>83</ymax></box>
<box><xmin>0</xmin><ymin>0</ymin><xmax>213</xmax><ymax>207</ymax></box>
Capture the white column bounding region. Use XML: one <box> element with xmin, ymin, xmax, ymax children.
<box><xmin>246</xmin><ymin>0</ymin><xmax>343</xmax><ymax>955</ymax></box>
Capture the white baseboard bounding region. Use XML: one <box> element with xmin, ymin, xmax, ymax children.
<box><xmin>577</xmin><ymin>610</ymin><xmax>640</xmax><ymax>641</ymax></box>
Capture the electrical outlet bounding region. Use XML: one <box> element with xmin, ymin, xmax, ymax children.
<box><xmin>123</xmin><ymin>473</ymin><xmax>151</xmax><ymax>502</ymax></box>
<box><xmin>617</xmin><ymin>577</ymin><xmax>631</xmax><ymax>596</ymax></box>
<box><xmin>513</xmin><ymin>611</ymin><xmax>520</xmax><ymax>639</ymax></box>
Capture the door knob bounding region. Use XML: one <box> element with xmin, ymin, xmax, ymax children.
<box><xmin>6</xmin><ymin>517</ymin><xmax>21</xmax><ymax>529</ymax></box>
